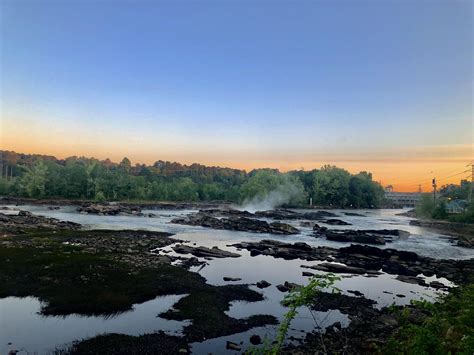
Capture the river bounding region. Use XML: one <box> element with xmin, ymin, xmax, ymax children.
<box><xmin>1</xmin><ymin>205</ymin><xmax>472</xmax><ymax>354</ymax></box>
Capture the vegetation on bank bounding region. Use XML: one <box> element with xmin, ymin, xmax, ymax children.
<box><xmin>0</xmin><ymin>150</ymin><xmax>384</xmax><ymax>208</ymax></box>
<box><xmin>386</xmin><ymin>284</ymin><xmax>474</xmax><ymax>354</ymax></box>
<box><xmin>247</xmin><ymin>273</ymin><xmax>341</xmax><ymax>355</ymax></box>
<box><xmin>416</xmin><ymin>189</ymin><xmax>474</xmax><ymax>224</ymax></box>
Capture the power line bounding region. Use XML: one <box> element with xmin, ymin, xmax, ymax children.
<box><xmin>386</xmin><ymin>166</ymin><xmax>466</xmax><ymax>185</ymax></box>
<box><xmin>388</xmin><ymin>166</ymin><xmax>471</xmax><ymax>192</ymax></box>
<box><xmin>437</xmin><ymin>170</ymin><xmax>470</xmax><ymax>183</ymax></box>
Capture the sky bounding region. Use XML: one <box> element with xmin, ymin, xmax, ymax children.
<box><xmin>1</xmin><ymin>0</ymin><xmax>472</xmax><ymax>191</ymax></box>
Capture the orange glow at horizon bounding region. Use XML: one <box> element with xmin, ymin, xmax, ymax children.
<box><xmin>1</xmin><ymin>137</ymin><xmax>471</xmax><ymax>193</ymax></box>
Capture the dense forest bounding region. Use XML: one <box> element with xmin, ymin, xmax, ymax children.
<box><xmin>0</xmin><ymin>151</ymin><xmax>385</xmax><ymax>208</ymax></box>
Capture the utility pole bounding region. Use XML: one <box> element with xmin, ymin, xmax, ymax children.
<box><xmin>432</xmin><ymin>178</ymin><xmax>437</xmax><ymax>202</ymax></box>
<box><xmin>468</xmin><ymin>162</ymin><xmax>474</xmax><ymax>203</ymax></box>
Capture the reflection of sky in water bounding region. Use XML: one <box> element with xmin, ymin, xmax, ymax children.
<box><xmin>0</xmin><ymin>295</ymin><xmax>189</xmax><ymax>355</ymax></box>
<box><xmin>0</xmin><ymin>205</ymin><xmax>472</xmax><ymax>354</ymax></box>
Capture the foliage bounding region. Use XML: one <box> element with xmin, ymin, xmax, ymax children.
<box><xmin>0</xmin><ymin>150</ymin><xmax>385</xmax><ymax>208</ymax></box>
<box><xmin>448</xmin><ymin>201</ymin><xmax>474</xmax><ymax>224</ymax></box>
<box><xmin>416</xmin><ymin>193</ymin><xmax>436</xmax><ymax>218</ymax></box>
<box><xmin>416</xmin><ymin>192</ymin><xmax>474</xmax><ymax>223</ymax></box>
<box><xmin>385</xmin><ymin>284</ymin><xmax>474</xmax><ymax>354</ymax></box>
<box><xmin>248</xmin><ymin>273</ymin><xmax>341</xmax><ymax>354</ymax></box>
<box><xmin>439</xmin><ymin>180</ymin><xmax>472</xmax><ymax>201</ymax></box>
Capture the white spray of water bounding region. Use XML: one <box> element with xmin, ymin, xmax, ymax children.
<box><xmin>236</xmin><ymin>181</ymin><xmax>303</xmax><ymax>213</ymax></box>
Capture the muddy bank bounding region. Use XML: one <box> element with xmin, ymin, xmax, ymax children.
<box><xmin>231</xmin><ymin>239</ymin><xmax>474</xmax><ymax>285</ymax></box>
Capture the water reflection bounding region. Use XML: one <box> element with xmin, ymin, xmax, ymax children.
<box><xmin>0</xmin><ymin>295</ymin><xmax>189</xmax><ymax>355</ymax></box>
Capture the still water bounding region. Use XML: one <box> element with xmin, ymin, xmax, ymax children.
<box><xmin>1</xmin><ymin>205</ymin><xmax>472</xmax><ymax>354</ymax></box>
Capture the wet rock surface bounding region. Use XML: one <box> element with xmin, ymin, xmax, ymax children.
<box><xmin>77</xmin><ymin>203</ymin><xmax>143</xmax><ymax>216</ymax></box>
<box><xmin>324</xmin><ymin>218</ymin><xmax>352</xmax><ymax>225</ymax></box>
<box><xmin>313</xmin><ymin>224</ymin><xmax>410</xmax><ymax>245</ymax></box>
<box><xmin>256</xmin><ymin>280</ymin><xmax>272</xmax><ymax>288</ymax></box>
<box><xmin>171</xmin><ymin>211</ymin><xmax>300</xmax><ymax>235</ymax></box>
<box><xmin>231</xmin><ymin>240</ymin><xmax>474</xmax><ymax>284</ymax></box>
<box><xmin>302</xmin><ymin>262</ymin><xmax>379</xmax><ymax>275</ymax></box>
<box><xmin>173</xmin><ymin>244</ymin><xmax>241</xmax><ymax>258</ymax></box>
<box><xmin>0</xmin><ymin>211</ymin><xmax>81</xmax><ymax>235</ymax></box>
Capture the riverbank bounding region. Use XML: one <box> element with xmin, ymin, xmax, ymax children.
<box><xmin>409</xmin><ymin>219</ymin><xmax>474</xmax><ymax>248</ymax></box>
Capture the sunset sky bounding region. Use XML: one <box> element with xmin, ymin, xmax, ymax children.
<box><xmin>1</xmin><ymin>0</ymin><xmax>472</xmax><ymax>191</ymax></box>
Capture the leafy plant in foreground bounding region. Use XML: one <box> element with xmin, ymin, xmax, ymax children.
<box><xmin>247</xmin><ymin>273</ymin><xmax>341</xmax><ymax>355</ymax></box>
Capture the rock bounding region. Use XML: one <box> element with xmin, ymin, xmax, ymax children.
<box><xmin>77</xmin><ymin>203</ymin><xmax>141</xmax><ymax>216</ymax></box>
<box><xmin>0</xmin><ymin>211</ymin><xmax>81</xmax><ymax>234</ymax></box>
<box><xmin>249</xmin><ymin>335</ymin><xmax>262</xmax><ymax>345</ymax></box>
<box><xmin>284</xmin><ymin>281</ymin><xmax>300</xmax><ymax>290</ymax></box>
<box><xmin>302</xmin><ymin>271</ymin><xmax>314</xmax><ymax>277</ymax></box>
<box><xmin>18</xmin><ymin>210</ymin><xmax>32</xmax><ymax>217</ymax></box>
<box><xmin>347</xmin><ymin>290</ymin><xmax>363</xmax><ymax>297</ymax></box>
<box><xmin>276</xmin><ymin>284</ymin><xmax>289</xmax><ymax>292</ymax></box>
<box><xmin>396</xmin><ymin>275</ymin><xmax>427</xmax><ymax>286</ymax></box>
<box><xmin>324</xmin><ymin>219</ymin><xmax>352</xmax><ymax>225</ymax></box>
<box><xmin>458</xmin><ymin>237</ymin><xmax>474</xmax><ymax>248</ymax></box>
<box><xmin>250</xmin><ymin>249</ymin><xmax>262</xmax><ymax>256</ymax></box>
<box><xmin>172</xmin><ymin>212</ymin><xmax>299</xmax><ymax>235</ymax></box>
<box><xmin>429</xmin><ymin>280</ymin><xmax>448</xmax><ymax>289</ymax></box>
<box><xmin>232</xmin><ymin>239</ymin><xmax>474</xmax><ymax>285</ymax></box>
<box><xmin>173</xmin><ymin>245</ymin><xmax>240</xmax><ymax>258</ymax></box>
<box><xmin>325</xmin><ymin>231</ymin><xmax>386</xmax><ymax>245</ymax></box>
<box><xmin>302</xmin><ymin>262</ymin><xmax>370</xmax><ymax>275</ymax></box>
<box><xmin>314</xmin><ymin>226</ymin><xmax>411</xmax><ymax>245</ymax></box>
<box><xmin>269</xmin><ymin>222</ymin><xmax>300</xmax><ymax>234</ymax></box>
<box><xmin>223</xmin><ymin>277</ymin><xmax>242</xmax><ymax>282</ymax></box>
<box><xmin>256</xmin><ymin>280</ymin><xmax>271</xmax><ymax>288</ymax></box>
<box><xmin>226</xmin><ymin>341</ymin><xmax>241</xmax><ymax>351</ymax></box>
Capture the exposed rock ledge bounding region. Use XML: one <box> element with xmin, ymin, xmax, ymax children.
<box><xmin>171</xmin><ymin>212</ymin><xmax>300</xmax><ymax>235</ymax></box>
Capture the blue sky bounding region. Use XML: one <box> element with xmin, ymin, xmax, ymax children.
<box><xmin>1</xmin><ymin>0</ymin><xmax>472</xmax><ymax>189</ymax></box>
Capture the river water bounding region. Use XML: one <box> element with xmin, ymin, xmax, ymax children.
<box><xmin>1</xmin><ymin>205</ymin><xmax>472</xmax><ymax>354</ymax></box>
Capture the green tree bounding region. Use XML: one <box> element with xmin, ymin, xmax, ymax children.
<box><xmin>19</xmin><ymin>161</ymin><xmax>48</xmax><ymax>198</ymax></box>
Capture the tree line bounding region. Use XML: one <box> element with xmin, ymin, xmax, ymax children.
<box><xmin>0</xmin><ymin>151</ymin><xmax>385</xmax><ymax>208</ymax></box>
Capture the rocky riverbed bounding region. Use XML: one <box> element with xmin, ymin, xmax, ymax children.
<box><xmin>230</xmin><ymin>239</ymin><xmax>474</xmax><ymax>285</ymax></box>
<box><xmin>171</xmin><ymin>211</ymin><xmax>300</xmax><ymax>235</ymax></box>
<box><xmin>1</xmin><ymin>204</ymin><xmax>473</xmax><ymax>354</ymax></box>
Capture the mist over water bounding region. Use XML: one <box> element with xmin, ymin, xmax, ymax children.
<box><xmin>237</xmin><ymin>181</ymin><xmax>304</xmax><ymax>213</ymax></box>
